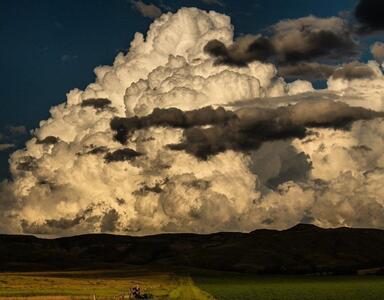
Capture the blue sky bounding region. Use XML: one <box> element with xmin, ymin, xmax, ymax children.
<box><xmin>0</xmin><ymin>0</ymin><xmax>377</xmax><ymax>179</ymax></box>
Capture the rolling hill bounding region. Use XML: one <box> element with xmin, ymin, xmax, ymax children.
<box><xmin>1</xmin><ymin>224</ymin><xmax>384</xmax><ymax>274</ymax></box>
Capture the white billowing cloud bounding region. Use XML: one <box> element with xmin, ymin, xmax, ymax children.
<box><xmin>1</xmin><ymin>8</ymin><xmax>384</xmax><ymax>235</ymax></box>
<box><xmin>125</xmin><ymin>55</ymin><xmax>283</xmax><ymax>116</ymax></box>
<box><xmin>327</xmin><ymin>61</ymin><xmax>384</xmax><ymax>111</ymax></box>
<box><xmin>286</xmin><ymin>80</ymin><xmax>314</xmax><ymax>95</ymax></box>
<box><xmin>371</xmin><ymin>42</ymin><xmax>384</xmax><ymax>63</ymax></box>
<box><xmin>131</xmin><ymin>1</ymin><xmax>162</xmax><ymax>19</ymax></box>
<box><xmin>3</xmin><ymin>8</ymin><xmax>268</xmax><ymax>234</ymax></box>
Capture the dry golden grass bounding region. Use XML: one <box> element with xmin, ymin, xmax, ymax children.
<box><xmin>0</xmin><ymin>267</ymin><xmax>213</xmax><ymax>299</ymax></box>
<box><xmin>0</xmin><ymin>297</ymin><xmax>76</xmax><ymax>300</ymax></box>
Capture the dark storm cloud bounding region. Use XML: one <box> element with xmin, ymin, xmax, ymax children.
<box><xmin>204</xmin><ymin>16</ymin><xmax>359</xmax><ymax>79</ymax></box>
<box><xmin>355</xmin><ymin>0</ymin><xmax>384</xmax><ymax>33</ymax></box>
<box><xmin>110</xmin><ymin>106</ymin><xmax>235</xmax><ymax>144</ymax></box>
<box><xmin>332</xmin><ymin>61</ymin><xmax>377</xmax><ymax>80</ymax></box>
<box><xmin>100</xmin><ymin>209</ymin><xmax>119</xmax><ymax>232</ymax></box>
<box><xmin>280</xmin><ymin>61</ymin><xmax>378</xmax><ymax>81</ymax></box>
<box><xmin>36</xmin><ymin>136</ymin><xmax>60</xmax><ymax>145</ymax></box>
<box><xmin>266</xmin><ymin>150</ymin><xmax>311</xmax><ymax>189</ymax></box>
<box><xmin>228</xmin><ymin>90</ymin><xmax>341</xmax><ymax>110</ymax></box>
<box><xmin>275</xmin><ymin>29</ymin><xmax>357</xmax><ymax>64</ymax></box>
<box><xmin>111</xmin><ymin>101</ymin><xmax>384</xmax><ymax>159</ymax></box>
<box><xmin>81</xmin><ymin>98</ymin><xmax>112</xmax><ymax>110</ymax></box>
<box><xmin>104</xmin><ymin>148</ymin><xmax>142</xmax><ymax>162</ymax></box>
<box><xmin>45</xmin><ymin>216</ymin><xmax>83</xmax><ymax>230</ymax></box>
<box><xmin>205</xmin><ymin>30</ymin><xmax>357</xmax><ymax>68</ymax></box>
<box><xmin>171</xmin><ymin>101</ymin><xmax>384</xmax><ymax>158</ymax></box>
<box><xmin>204</xmin><ymin>37</ymin><xmax>275</xmax><ymax>67</ymax></box>
<box><xmin>278</xmin><ymin>63</ymin><xmax>336</xmax><ymax>80</ymax></box>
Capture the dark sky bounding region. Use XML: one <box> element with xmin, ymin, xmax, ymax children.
<box><xmin>0</xmin><ymin>0</ymin><xmax>377</xmax><ymax>179</ymax></box>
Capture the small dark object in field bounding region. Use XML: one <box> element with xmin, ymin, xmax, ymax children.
<box><xmin>130</xmin><ymin>285</ymin><xmax>152</xmax><ymax>299</ymax></box>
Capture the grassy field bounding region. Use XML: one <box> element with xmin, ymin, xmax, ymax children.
<box><xmin>1</xmin><ymin>268</ymin><xmax>384</xmax><ymax>300</ymax></box>
<box><xmin>194</xmin><ymin>273</ymin><xmax>384</xmax><ymax>300</ymax></box>
<box><xmin>0</xmin><ymin>268</ymin><xmax>212</xmax><ymax>299</ymax></box>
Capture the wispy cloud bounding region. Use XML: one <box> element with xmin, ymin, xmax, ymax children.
<box><xmin>61</xmin><ymin>54</ymin><xmax>78</xmax><ymax>63</ymax></box>
<box><xmin>0</xmin><ymin>125</ymin><xmax>28</xmax><ymax>152</ymax></box>
<box><xmin>8</xmin><ymin>125</ymin><xmax>27</xmax><ymax>136</ymax></box>
<box><xmin>0</xmin><ymin>144</ymin><xmax>14</xmax><ymax>151</ymax></box>
<box><xmin>130</xmin><ymin>1</ymin><xmax>162</xmax><ymax>19</ymax></box>
<box><xmin>199</xmin><ymin>0</ymin><xmax>224</xmax><ymax>7</ymax></box>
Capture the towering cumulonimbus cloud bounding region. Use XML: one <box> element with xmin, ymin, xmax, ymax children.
<box><xmin>1</xmin><ymin>8</ymin><xmax>384</xmax><ymax>235</ymax></box>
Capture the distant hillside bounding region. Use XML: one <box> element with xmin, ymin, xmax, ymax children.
<box><xmin>1</xmin><ymin>224</ymin><xmax>384</xmax><ymax>274</ymax></box>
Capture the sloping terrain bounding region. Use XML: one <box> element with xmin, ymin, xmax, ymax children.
<box><xmin>1</xmin><ymin>224</ymin><xmax>384</xmax><ymax>274</ymax></box>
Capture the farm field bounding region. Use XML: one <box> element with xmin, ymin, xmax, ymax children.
<box><xmin>194</xmin><ymin>273</ymin><xmax>384</xmax><ymax>300</ymax></box>
<box><xmin>0</xmin><ymin>268</ymin><xmax>212</xmax><ymax>300</ymax></box>
<box><xmin>1</xmin><ymin>268</ymin><xmax>384</xmax><ymax>300</ymax></box>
